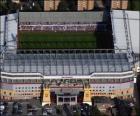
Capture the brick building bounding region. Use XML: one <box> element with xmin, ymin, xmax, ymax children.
<box><xmin>44</xmin><ymin>0</ymin><xmax>60</xmax><ymax>11</ymax></box>
<box><xmin>111</xmin><ymin>0</ymin><xmax>128</xmax><ymax>9</ymax></box>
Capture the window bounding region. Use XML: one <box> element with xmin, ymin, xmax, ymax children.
<box><xmin>64</xmin><ymin>98</ymin><xmax>70</xmax><ymax>102</ymax></box>
<box><xmin>71</xmin><ymin>97</ymin><xmax>75</xmax><ymax>101</ymax></box>
<box><xmin>58</xmin><ymin>97</ymin><xmax>63</xmax><ymax>102</ymax></box>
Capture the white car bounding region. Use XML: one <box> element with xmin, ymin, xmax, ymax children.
<box><xmin>0</xmin><ymin>105</ymin><xmax>5</xmax><ymax>111</ymax></box>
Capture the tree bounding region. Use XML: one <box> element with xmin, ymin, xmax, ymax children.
<box><xmin>32</xmin><ymin>2</ymin><xmax>42</xmax><ymax>11</ymax></box>
<box><xmin>67</xmin><ymin>0</ymin><xmax>77</xmax><ymax>11</ymax></box>
<box><xmin>91</xmin><ymin>106</ymin><xmax>102</xmax><ymax>116</ymax></box>
<box><xmin>0</xmin><ymin>2</ymin><xmax>8</xmax><ymax>12</ymax></box>
<box><xmin>57</xmin><ymin>0</ymin><xmax>69</xmax><ymax>11</ymax></box>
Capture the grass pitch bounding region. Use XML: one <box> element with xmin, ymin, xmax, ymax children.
<box><xmin>19</xmin><ymin>32</ymin><xmax>97</xmax><ymax>49</ymax></box>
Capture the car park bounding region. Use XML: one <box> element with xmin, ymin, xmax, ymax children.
<box><xmin>17</xmin><ymin>105</ymin><xmax>23</xmax><ymax>114</ymax></box>
<box><xmin>42</xmin><ymin>109</ymin><xmax>48</xmax><ymax>116</ymax></box>
<box><xmin>0</xmin><ymin>104</ymin><xmax>5</xmax><ymax>111</ymax></box>
<box><xmin>0</xmin><ymin>104</ymin><xmax>5</xmax><ymax>115</ymax></box>
<box><xmin>12</xmin><ymin>102</ymin><xmax>18</xmax><ymax>114</ymax></box>
<box><xmin>72</xmin><ymin>106</ymin><xmax>77</xmax><ymax>113</ymax></box>
<box><xmin>27</xmin><ymin>111</ymin><xmax>33</xmax><ymax>116</ymax></box>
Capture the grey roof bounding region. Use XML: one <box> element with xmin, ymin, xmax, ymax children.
<box><xmin>111</xmin><ymin>10</ymin><xmax>140</xmax><ymax>54</ymax></box>
<box><xmin>19</xmin><ymin>12</ymin><xmax>104</xmax><ymax>23</ymax></box>
<box><xmin>2</xmin><ymin>52</ymin><xmax>132</xmax><ymax>76</ymax></box>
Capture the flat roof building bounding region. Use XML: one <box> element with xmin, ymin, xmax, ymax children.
<box><xmin>111</xmin><ymin>0</ymin><xmax>128</xmax><ymax>9</ymax></box>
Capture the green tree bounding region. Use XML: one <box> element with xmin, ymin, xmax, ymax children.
<box><xmin>91</xmin><ymin>106</ymin><xmax>102</xmax><ymax>116</ymax></box>
<box><xmin>0</xmin><ymin>2</ymin><xmax>8</xmax><ymax>12</ymax></box>
<box><xmin>57</xmin><ymin>0</ymin><xmax>69</xmax><ymax>11</ymax></box>
<box><xmin>67</xmin><ymin>0</ymin><xmax>77</xmax><ymax>11</ymax></box>
<box><xmin>32</xmin><ymin>2</ymin><xmax>42</xmax><ymax>11</ymax></box>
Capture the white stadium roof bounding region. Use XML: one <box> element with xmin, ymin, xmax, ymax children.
<box><xmin>2</xmin><ymin>51</ymin><xmax>132</xmax><ymax>76</ymax></box>
<box><xmin>0</xmin><ymin>13</ymin><xmax>18</xmax><ymax>53</ymax></box>
<box><xmin>111</xmin><ymin>10</ymin><xmax>140</xmax><ymax>54</ymax></box>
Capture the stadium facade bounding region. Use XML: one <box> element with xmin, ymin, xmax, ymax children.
<box><xmin>0</xmin><ymin>11</ymin><xmax>137</xmax><ymax>106</ymax></box>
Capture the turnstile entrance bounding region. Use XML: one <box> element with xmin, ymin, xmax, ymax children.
<box><xmin>57</xmin><ymin>94</ymin><xmax>77</xmax><ymax>105</ymax></box>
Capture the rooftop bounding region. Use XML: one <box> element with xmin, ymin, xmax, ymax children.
<box><xmin>111</xmin><ymin>10</ymin><xmax>140</xmax><ymax>54</ymax></box>
<box><xmin>2</xmin><ymin>50</ymin><xmax>132</xmax><ymax>76</ymax></box>
<box><xmin>19</xmin><ymin>11</ymin><xmax>104</xmax><ymax>23</ymax></box>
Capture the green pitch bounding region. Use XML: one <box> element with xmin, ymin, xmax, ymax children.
<box><xmin>19</xmin><ymin>32</ymin><xmax>97</xmax><ymax>49</ymax></box>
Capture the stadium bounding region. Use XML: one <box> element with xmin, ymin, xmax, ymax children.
<box><xmin>0</xmin><ymin>11</ymin><xmax>139</xmax><ymax>106</ymax></box>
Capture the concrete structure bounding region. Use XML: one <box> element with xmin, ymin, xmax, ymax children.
<box><xmin>111</xmin><ymin>0</ymin><xmax>128</xmax><ymax>9</ymax></box>
<box><xmin>0</xmin><ymin>50</ymin><xmax>135</xmax><ymax>105</ymax></box>
<box><xmin>0</xmin><ymin>11</ymin><xmax>136</xmax><ymax>105</ymax></box>
<box><xmin>0</xmin><ymin>70</ymin><xmax>135</xmax><ymax>104</ymax></box>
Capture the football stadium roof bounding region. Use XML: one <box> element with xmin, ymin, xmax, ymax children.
<box><xmin>19</xmin><ymin>12</ymin><xmax>104</xmax><ymax>23</ymax></box>
<box><xmin>0</xmin><ymin>13</ymin><xmax>17</xmax><ymax>52</ymax></box>
<box><xmin>2</xmin><ymin>51</ymin><xmax>132</xmax><ymax>76</ymax></box>
<box><xmin>111</xmin><ymin>10</ymin><xmax>140</xmax><ymax>54</ymax></box>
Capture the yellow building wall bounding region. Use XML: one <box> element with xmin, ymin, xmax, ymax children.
<box><xmin>91</xmin><ymin>87</ymin><xmax>134</xmax><ymax>99</ymax></box>
<box><xmin>83</xmin><ymin>87</ymin><xmax>92</xmax><ymax>105</ymax></box>
<box><xmin>42</xmin><ymin>87</ymin><xmax>51</xmax><ymax>106</ymax></box>
<box><xmin>0</xmin><ymin>89</ymin><xmax>16</xmax><ymax>100</ymax></box>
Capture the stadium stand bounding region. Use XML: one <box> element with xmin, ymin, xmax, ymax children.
<box><xmin>19</xmin><ymin>12</ymin><xmax>104</xmax><ymax>23</ymax></box>
<box><xmin>19</xmin><ymin>12</ymin><xmax>106</xmax><ymax>32</ymax></box>
<box><xmin>2</xmin><ymin>50</ymin><xmax>132</xmax><ymax>75</ymax></box>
